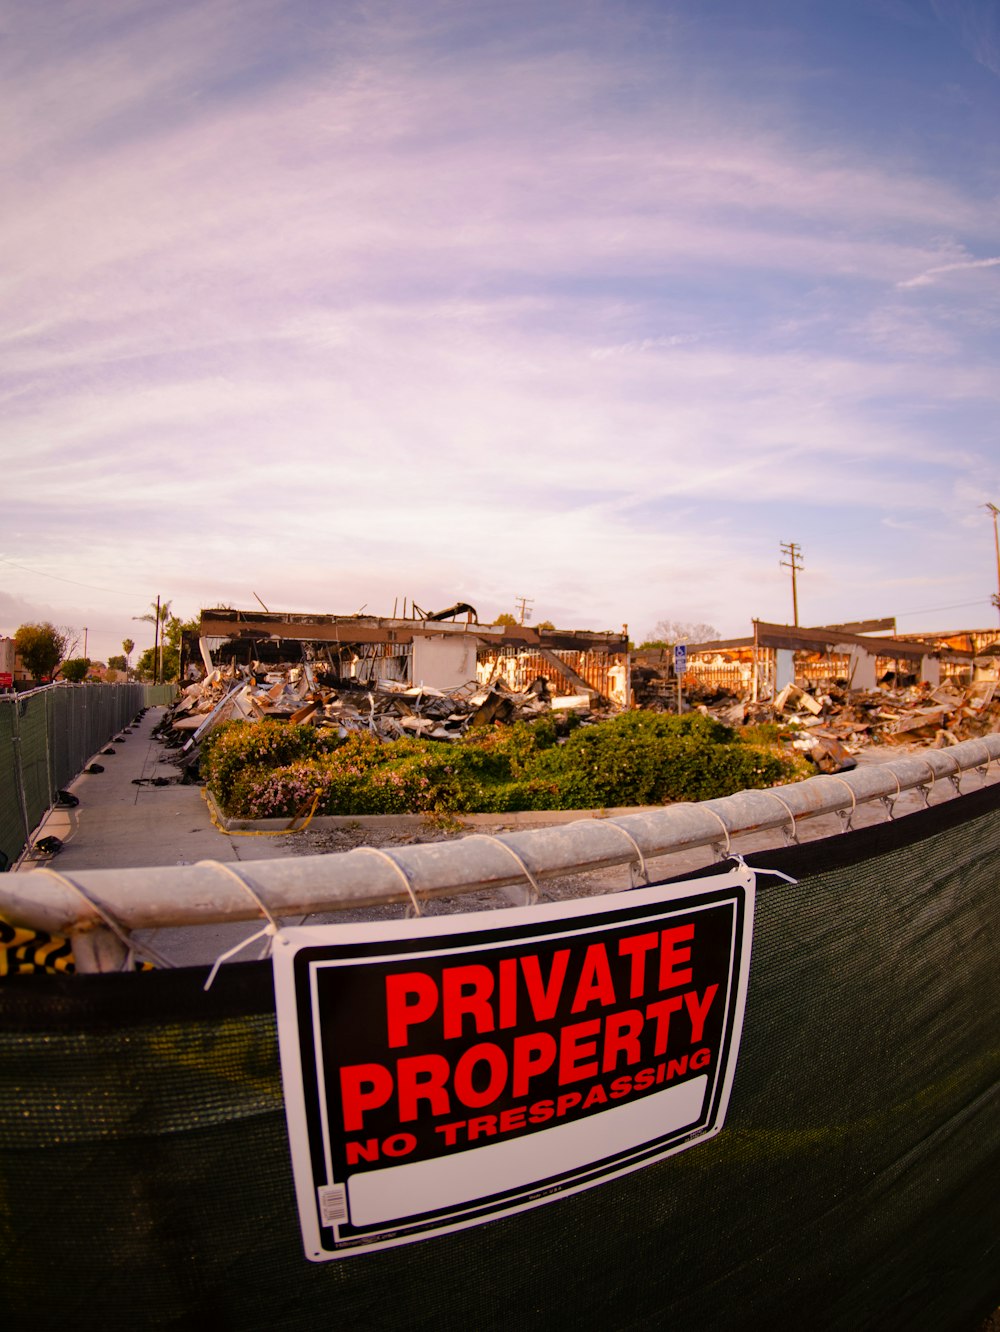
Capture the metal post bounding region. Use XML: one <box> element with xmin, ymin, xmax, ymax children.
<box><xmin>987</xmin><ymin>503</ymin><xmax>1000</xmax><ymax>625</ymax></box>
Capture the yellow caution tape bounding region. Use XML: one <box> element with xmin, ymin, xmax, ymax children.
<box><xmin>201</xmin><ymin>787</ymin><xmax>321</xmax><ymax>837</ymax></box>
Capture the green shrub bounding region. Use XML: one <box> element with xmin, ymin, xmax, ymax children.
<box><xmin>208</xmin><ymin>710</ymin><xmax>800</xmax><ymax>819</ymax></box>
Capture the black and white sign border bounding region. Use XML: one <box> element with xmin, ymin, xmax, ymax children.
<box><xmin>274</xmin><ymin>865</ymin><xmax>755</xmax><ymax>1261</ymax></box>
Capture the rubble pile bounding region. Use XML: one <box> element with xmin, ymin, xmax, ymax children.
<box><xmin>162</xmin><ymin>663</ymin><xmax>603</xmax><ymax>750</ymax></box>
<box><xmin>688</xmin><ymin>678</ymin><xmax>999</xmax><ymax>772</ymax></box>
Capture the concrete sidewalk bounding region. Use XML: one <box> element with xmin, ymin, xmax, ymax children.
<box><xmin>16</xmin><ymin>707</ymin><xmax>301</xmax><ymax>966</ymax></box>
<box><xmin>20</xmin><ymin>706</ymin><xmax>300</xmax><ymax>873</ymax></box>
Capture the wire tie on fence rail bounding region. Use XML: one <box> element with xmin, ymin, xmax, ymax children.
<box><xmin>973</xmin><ymin>741</ymin><xmax>992</xmax><ymax>780</ymax></box>
<box><xmin>945</xmin><ymin>751</ymin><xmax>963</xmax><ymax>795</ymax></box>
<box><xmin>465</xmin><ymin>834</ymin><xmax>543</xmax><ymax>902</ymax></box>
<box><xmin>603</xmin><ymin>821</ymin><xmax>650</xmax><ymax>886</ymax></box>
<box><xmin>880</xmin><ymin>769</ymin><xmax>902</xmax><ymax>820</ymax></box>
<box><xmin>764</xmin><ymin>791</ymin><xmax>800</xmax><ymax>845</ymax></box>
<box><xmin>350</xmin><ymin>847</ymin><xmax>423</xmax><ymax>917</ymax></box>
<box><xmin>700</xmin><ymin>807</ymin><xmax>732</xmax><ymax>861</ymax></box>
<box><xmin>33</xmin><ymin>866</ymin><xmax>174</xmax><ymax>972</ymax></box>
<box><xmin>825</xmin><ymin>776</ymin><xmax>858</xmax><ymax>831</ymax></box>
<box><xmin>917</xmin><ymin>758</ymin><xmax>937</xmax><ymax>807</ymax></box>
<box><xmin>200</xmin><ymin>860</ymin><xmax>282</xmax><ymax>991</ymax></box>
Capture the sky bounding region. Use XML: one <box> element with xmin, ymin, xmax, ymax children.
<box><xmin>2</xmin><ymin>0</ymin><xmax>1000</xmax><ymax>663</ymax></box>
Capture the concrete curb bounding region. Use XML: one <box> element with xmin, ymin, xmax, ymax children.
<box><xmin>204</xmin><ymin>789</ymin><xmax>665</xmax><ymax>834</ymax></box>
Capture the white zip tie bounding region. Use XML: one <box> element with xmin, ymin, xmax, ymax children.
<box><xmin>199</xmin><ymin>860</ymin><xmax>281</xmax><ymax>991</ymax></box>
<box><xmin>464</xmin><ymin>834</ymin><xmax>543</xmax><ymax>903</ymax></box>
<box><xmin>766</xmin><ymin>791</ymin><xmax>800</xmax><ymax>844</ymax></box>
<box><xmin>880</xmin><ymin>768</ymin><xmax>902</xmax><ymax>819</ymax></box>
<box><xmin>700</xmin><ymin>807</ymin><xmax>732</xmax><ymax>860</ymax></box>
<box><xmin>33</xmin><ymin>865</ymin><xmax>175</xmax><ymax>972</ymax></box>
<box><xmin>350</xmin><ymin>846</ymin><xmax>423</xmax><ymax>917</ymax></box>
<box><xmin>917</xmin><ymin>758</ymin><xmax>937</xmax><ymax>807</ymax></box>
<box><xmin>603</xmin><ymin>822</ymin><xmax>649</xmax><ymax>886</ymax></box>
<box><xmin>824</xmin><ymin>776</ymin><xmax>858</xmax><ymax>830</ymax></box>
<box><xmin>725</xmin><ymin>852</ymin><xmax>797</xmax><ymax>886</ymax></box>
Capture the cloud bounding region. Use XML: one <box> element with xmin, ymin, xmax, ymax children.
<box><xmin>2</xmin><ymin>0</ymin><xmax>1000</xmax><ymax>658</ymax></box>
<box><xmin>896</xmin><ymin>256</ymin><xmax>1000</xmax><ymax>288</ymax></box>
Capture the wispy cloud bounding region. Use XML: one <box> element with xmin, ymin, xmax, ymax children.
<box><xmin>897</xmin><ymin>255</ymin><xmax>1000</xmax><ymax>287</ymax></box>
<box><xmin>2</xmin><ymin>0</ymin><xmax>1000</xmax><ymax>656</ymax></box>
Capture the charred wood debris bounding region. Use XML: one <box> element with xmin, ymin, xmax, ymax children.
<box><xmin>154</xmin><ymin>648</ymin><xmax>999</xmax><ymax>783</ymax></box>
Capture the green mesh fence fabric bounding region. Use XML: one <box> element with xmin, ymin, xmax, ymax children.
<box><xmin>0</xmin><ymin>684</ymin><xmax>175</xmax><ymax>868</ymax></box>
<box><xmin>1</xmin><ymin>783</ymin><xmax>998</xmax><ymax>1331</ymax></box>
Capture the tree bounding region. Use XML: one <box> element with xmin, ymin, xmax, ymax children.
<box><xmin>14</xmin><ymin>623</ymin><xmax>70</xmax><ymax>682</ymax></box>
<box><xmin>537</xmin><ymin>619</ymin><xmax>556</xmax><ymax>631</ymax></box>
<box><xmin>60</xmin><ymin>658</ymin><xmax>90</xmax><ymax>682</ymax></box>
<box><xmin>493</xmin><ymin>612</ymin><xmax>518</xmax><ymax>627</ymax></box>
<box><xmin>641</xmin><ymin>620</ymin><xmax>722</xmax><ymax>649</ymax></box>
<box><xmin>135</xmin><ymin>599</ymin><xmax>172</xmax><ymax>682</ymax></box>
<box><xmin>121</xmin><ymin>638</ymin><xmax>135</xmax><ymax>674</ymax></box>
<box><xmin>136</xmin><ymin>615</ymin><xmax>198</xmax><ymax>682</ymax></box>
<box><xmin>107</xmin><ymin>654</ymin><xmax>127</xmax><ymax>673</ymax></box>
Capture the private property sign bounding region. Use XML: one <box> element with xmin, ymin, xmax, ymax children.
<box><xmin>274</xmin><ymin>867</ymin><xmax>755</xmax><ymax>1260</ymax></box>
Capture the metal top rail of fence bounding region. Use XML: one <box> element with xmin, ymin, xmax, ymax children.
<box><xmin>1</xmin><ymin>733</ymin><xmax>998</xmax><ymax>972</ymax></box>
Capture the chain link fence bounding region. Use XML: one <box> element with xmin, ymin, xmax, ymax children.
<box><xmin>0</xmin><ymin>683</ymin><xmax>175</xmax><ymax>870</ymax></box>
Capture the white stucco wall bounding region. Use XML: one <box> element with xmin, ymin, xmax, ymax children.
<box><xmin>411</xmin><ymin>636</ymin><xmax>479</xmax><ymax>690</ymax></box>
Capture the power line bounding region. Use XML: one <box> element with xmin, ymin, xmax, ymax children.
<box><xmin>0</xmin><ymin>556</ymin><xmax>141</xmax><ymax>597</ymax></box>
<box><xmin>894</xmin><ymin>598</ymin><xmax>993</xmax><ymax>619</ymax></box>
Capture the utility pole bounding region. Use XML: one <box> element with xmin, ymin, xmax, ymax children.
<box><xmin>83</xmin><ymin>627</ymin><xmax>88</xmax><ymax>661</ymax></box>
<box><xmin>986</xmin><ymin>504</ymin><xmax>1000</xmax><ymax>625</ymax></box>
<box><xmin>515</xmin><ymin>595</ymin><xmax>534</xmax><ymax>625</ymax></box>
<box><xmin>779</xmin><ymin>542</ymin><xmax>803</xmax><ymax>627</ymax></box>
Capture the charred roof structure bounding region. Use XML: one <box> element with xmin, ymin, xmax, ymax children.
<box><xmin>191</xmin><ymin>605</ymin><xmax>629</xmax><ymax>706</ymax></box>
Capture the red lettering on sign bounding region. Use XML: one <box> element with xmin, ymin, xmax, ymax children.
<box><xmin>345</xmin><ymin>1138</ymin><xmax>380</xmax><ymax>1165</ymax></box>
<box><xmin>556</xmin><ymin>1091</ymin><xmax>582</xmax><ymax>1117</ymax></box>
<box><xmin>340</xmin><ymin>1063</ymin><xmax>394</xmax><ymax>1132</ymax></box>
<box><xmin>645</xmin><ymin>995</ymin><xmax>683</xmax><ymax>1054</ymax></box>
<box><xmin>617</xmin><ymin>931</ymin><xmax>658</xmax><ymax>998</ymax></box>
<box><xmin>684</xmin><ymin>985</ymin><xmax>718</xmax><ymax>1042</ymax></box>
<box><xmin>396</xmin><ymin>1054</ymin><xmax>451</xmax><ymax>1122</ymax></box>
<box><xmin>499</xmin><ymin>1105</ymin><xmax>527</xmax><ymax>1133</ymax></box>
<box><xmin>498</xmin><ymin>957</ymin><xmax>518</xmax><ymax>1029</ymax></box>
<box><xmin>453</xmin><ymin>1043</ymin><xmax>507</xmax><ymax>1108</ymax></box>
<box><xmin>442</xmin><ymin>964</ymin><xmax>495</xmax><ymax>1040</ymax></box>
<box><xmin>570</xmin><ymin>943</ymin><xmax>616</xmax><ymax>1014</ymax></box>
<box><xmin>383</xmin><ymin>1133</ymin><xmax>417</xmax><ymax>1157</ymax></box>
<box><xmin>601</xmin><ymin>1008</ymin><xmax>643</xmax><ymax>1074</ymax></box>
<box><xmin>467</xmin><ymin>1115</ymin><xmax>498</xmax><ymax>1141</ymax></box>
<box><xmin>434</xmin><ymin>1120</ymin><xmax>466</xmax><ymax>1146</ymax></box>
<box><xmin>658</xmin><ymin>924</ymin><xmax>694</xmax><ymax>989</ymax></box>
<box><xmin>520</xmin><ymin>949</ymin><xmax>570</xmax><ymax>1021</ymax></box>
<box><xmin>558</xmin><ymin>1018</ymin><xmax>601</xmax><ymax>1084</ymax></box>
<box><xmin>511</xmin><ymin>1031</ymin><xmax>557</xmax><ymax>1097</ymax></box>
<box><xmin>385</xmin><ymin>972</ymin><xmax>438</xmax><ymax>1049</ymax></box>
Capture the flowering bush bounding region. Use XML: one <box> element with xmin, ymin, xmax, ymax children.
<box><xmin>208</xmin><ymin>712</ymin><xmax>802</xmax><ymax>819</ymax></box>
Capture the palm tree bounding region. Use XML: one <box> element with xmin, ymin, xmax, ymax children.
<box><xmin>134</xmin><ymin>599</ymin><xmax>172</xmax><ymax>683</ymax></box>
<box><xmin>121</xmin><ymin>638</ymin><xmax>135</xmax><ymax>679</ymax></box>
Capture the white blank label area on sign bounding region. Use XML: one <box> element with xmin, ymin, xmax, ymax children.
<box><xmin>347</xmin><ymin>1075</ymin><xmax>708</xmax><ymax>1228</ymax></box>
